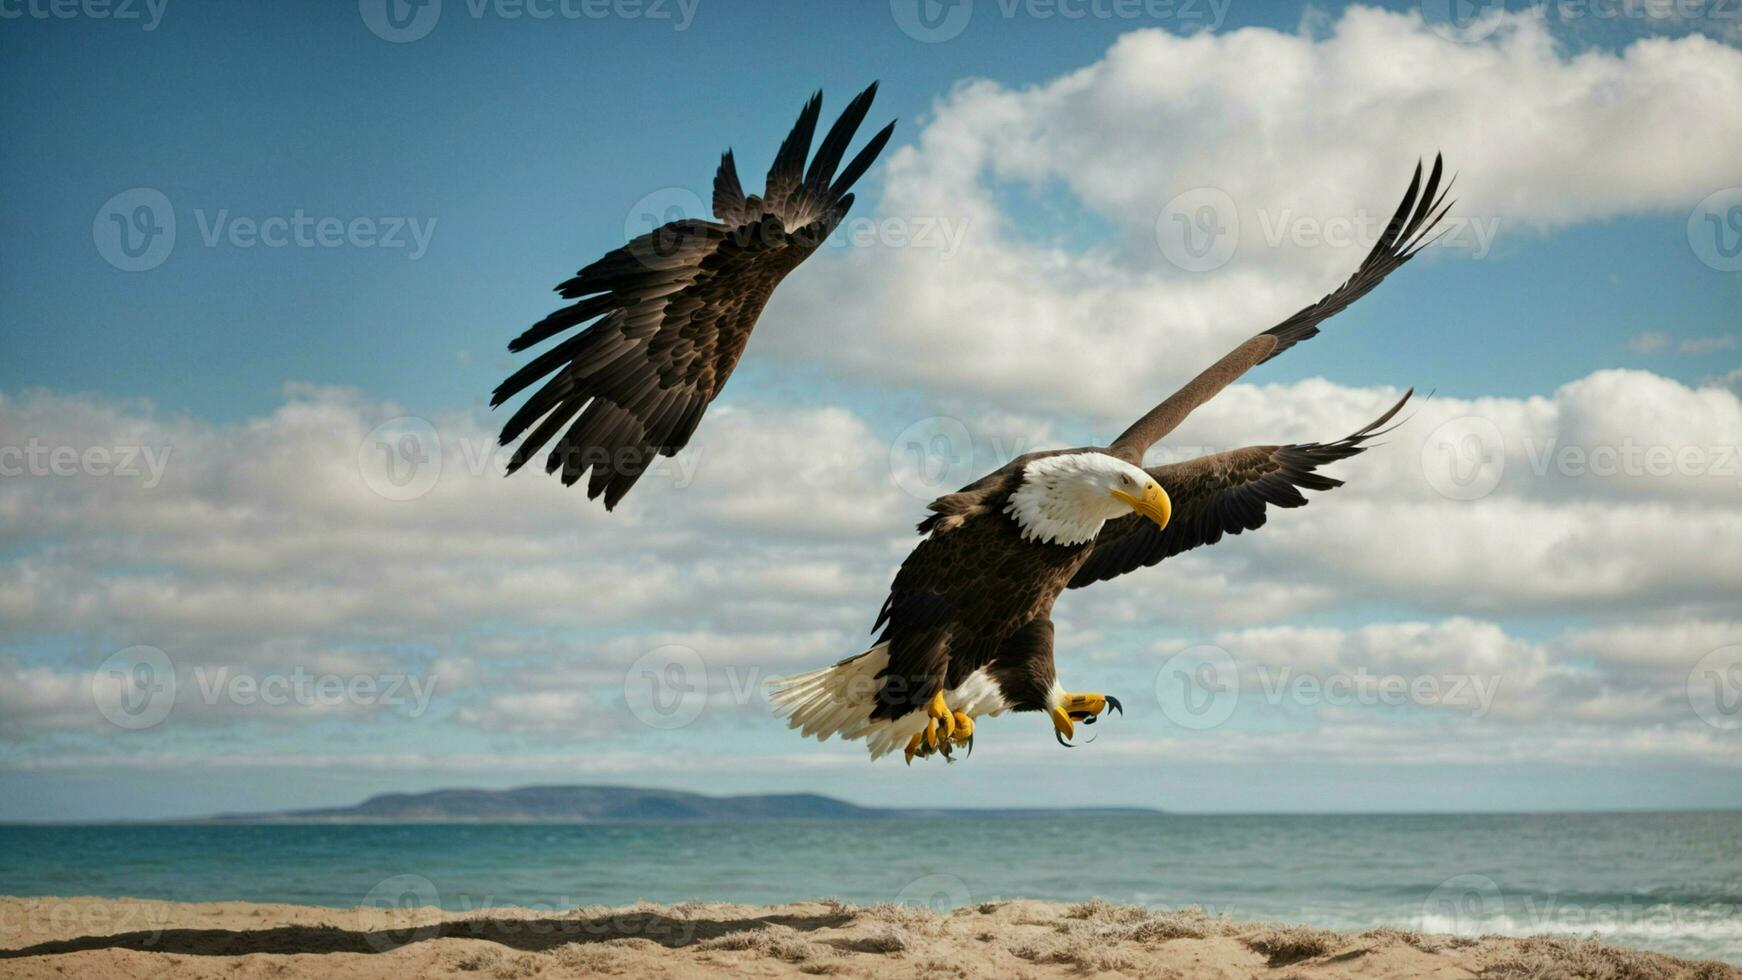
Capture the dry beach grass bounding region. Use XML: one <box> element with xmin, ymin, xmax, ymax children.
<box><xmin>0</xmin><ymin>895</ymin><xmax>1735</xmax><ymax>979</ymax></box>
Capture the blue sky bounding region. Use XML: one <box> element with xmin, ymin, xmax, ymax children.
<box><xmin>5</xmin><ymin>0</ymin><xmax>1735</xmax><ymax>418</ymax></box>
<box><xmin>2</xmin><ymin>0</ymin><xmax>1741</xmax><ymax>821</ymax></box>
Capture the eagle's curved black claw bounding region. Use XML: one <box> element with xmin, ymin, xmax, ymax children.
<box><xmin>1107</xmin><ymin>695</ymin><xmax>1123</xmax><ymax>716</ymax></box>
<box><xmin>1056</xmin><ymin>730</ymin><xmax>1074</xmax><ymax>747</ymax></box>
<box><xmin>1082</xmin><ymin>714</ymin><xmax>1097</xmax><ymax>726</ymax></box>
<box><xmin>965</xmin><ymin>734</ymin><xmax>973</xmax><ymax>758</ymax></box>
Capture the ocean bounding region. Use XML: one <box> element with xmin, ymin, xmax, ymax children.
<box><xmin>2</xmin><ymin>811</ymin><xmax>1738</xmax><ymax>963</ymax></box>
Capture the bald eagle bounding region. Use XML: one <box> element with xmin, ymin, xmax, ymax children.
<box><xmin>770</xmin><ymin>156</ymin><xmax>1451</xmax><ymax>763</ymax></box>
<box><xmin>491</xmin><ymin>85</ymin><xmax>895</xmax><ymax>509</ymax></box>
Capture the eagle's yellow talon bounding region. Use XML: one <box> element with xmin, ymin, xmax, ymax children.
<box><xmin>1061</xmin><ymin>692</ymin><xmax>1106</xmax><ymax>716</ymax></box>
<box><xmin>904</xmin><ymin>730</ymin><xmax>926</xmax><ymax>764</ymax></box>
<box><xmin>1053</xmin><ymin>691</ymin><xmax>1123</xmax><ymax>746</ymax></box>
<box><xmin>923</xmin><ymin>691</ymin><xmax>954</xmax><ymax>752</ymax></box>
<box><xmin>906</xmin><ymin>693</ymin><xmax>973</xmax><ymax>763</ymax></box>
<box><xmin>1050</xmin><ymin>706</ymin><xmax>1074</xmax><ymax>742</ymax></box>
<box><xmin>929</xmin><ymin>691</ymin><xmax>952</xmax><ymax>723</ymax></box>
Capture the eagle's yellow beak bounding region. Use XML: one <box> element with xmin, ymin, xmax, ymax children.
<box><xmin>1111</xmin><ymin>482</ymin><xmax>1171</xmax><ymax>530</ymax></box>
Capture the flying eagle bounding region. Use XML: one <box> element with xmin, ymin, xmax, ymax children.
<box><xmin>770</xmin><ymin>156</ymin><xmax>1451</xmax><ymax>764</ymax></box>
<box><xmin>491</xmin><ymin>85</ymin><xmax>895</xmax><ymax>508</ymax></box>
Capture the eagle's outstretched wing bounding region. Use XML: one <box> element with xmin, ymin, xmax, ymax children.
<box><xmin>1108</xmin><ymin>156</ymin><xmax>1450</xmax><ymax>466</ymax></box>
<box><xmin>492</xmin><ymin>84</ymin><xmax>895</xmax><ymax>508</ymax></box>
<box><xmin>1070</xmin><ymin>391</ymin><xmax>1412</xmax><ymax>588</ymax></box>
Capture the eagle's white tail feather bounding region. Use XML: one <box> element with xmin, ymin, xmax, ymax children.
<box><xmin>864</xmin><ymin>715</ymin><xmax>930</xmax><ymax>760</ymax></box>
<box><xmin>768</xmin><ymin>644</ymin><xmax>887</xmax><ymax>741</ymax></box>
<box><xmin>769</xmin><ymin>644</ymin><xmax>1012</xmax><ymax>761</ymax></box>
<box><xmin>769</xmin><ymin>644</ymin><xmax>929</xmax><ymax>760</ymax></box>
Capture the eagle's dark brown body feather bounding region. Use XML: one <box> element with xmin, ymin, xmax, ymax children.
<box><xmin>870</xmin><ymin>452</ymin><xmax>1094</xmax><ymax>719</ymax></box>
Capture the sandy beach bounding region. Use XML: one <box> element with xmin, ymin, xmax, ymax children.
<box><xmin>1</xmin><ymin>895</ymin><xmax>1735</xmax><ymax>979</ymax></box>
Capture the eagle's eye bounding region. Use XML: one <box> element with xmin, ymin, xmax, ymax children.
<box><xmin>1120</xmin><ymin>474</ymin><xmax>1133</xmax><ymax>486</ymax></box>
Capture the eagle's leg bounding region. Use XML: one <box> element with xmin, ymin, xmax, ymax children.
<box><xmin>1062</xmin><ymin>692</ymin><xmax>1122</xmax><ymax>720</ymax></box>
<box><xmin>903</xmin><ymin>691</ymin><xmax>961</xmax><ymax>764</ymax></box>
<box><xmin>1049</xmin><ymin>706</ymin><xmax>1075</xmax><ymax>744</ymax></box>
<box><xmin>903</xmin><ymin>730</ymin><xmax>927</xmax><ymax>764</ymax></box>
<box><xmin>950</xmin><ymin>711</ymin><xmax>974</xmax><ymax>745</ymax></box>
<box><xmin>1051</xmin><ymin>692</ymin><xmax>1124</xmax><ymax>746</ymax></box>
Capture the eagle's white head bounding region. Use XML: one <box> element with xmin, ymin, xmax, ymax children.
<box><xmin>1004</xmin><ymin>452</ymin><xmax>1173</xmax><ymax>546</ymax></box>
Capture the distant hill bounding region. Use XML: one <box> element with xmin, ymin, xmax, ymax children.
<box><xmin>203</xmin><ymin>785</ymin><xmax>1160</xmax><ymax>823</ymax></box>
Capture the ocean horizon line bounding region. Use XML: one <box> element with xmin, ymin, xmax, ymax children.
<box><xmin>10</xmin><ymin>806</ymin><xmax>1742</xmax><ymax>827</ymax></box>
